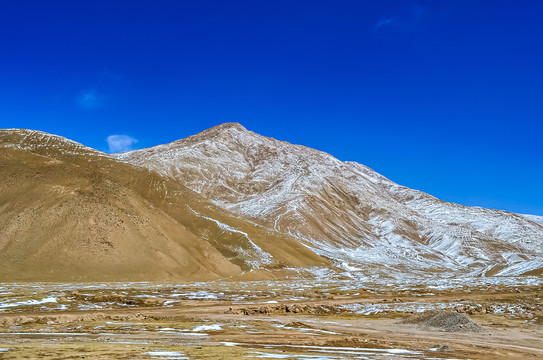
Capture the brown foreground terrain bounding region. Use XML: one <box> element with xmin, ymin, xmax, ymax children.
<box><xmin>0</xmin><ymin>279</ymin><xmax>542</xmax><ymax>359</ymax></box>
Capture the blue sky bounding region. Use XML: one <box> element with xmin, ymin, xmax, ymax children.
<box><xmin>1</xmin><ymin>1</ymin><xmax>542</xmax><ymax>215</ymax></box>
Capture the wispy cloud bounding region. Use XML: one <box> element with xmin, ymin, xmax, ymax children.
<box><xmin>106</xmin><ymin>135</ymin><xmax>138</xmax><ymax>153</ymax></box>
<box><xmin>373</xmin><ymin>3</ymin><xmax>428</xmax><ymax>32</ymax></box>
<box><xmin>374</xmin><ymin>18</ymin><xmax>395</xmax><ymax>30</ymax></box>
<box><xmin>76</xmin><ymin>89</ymin><xmax>105</xmax><ymax>110</ymax></box>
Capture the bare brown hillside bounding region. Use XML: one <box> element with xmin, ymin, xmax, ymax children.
<box><xmin>0</xmin><ymin>129</ymin><xmax>327</xmax><ymax>281</ymax></box>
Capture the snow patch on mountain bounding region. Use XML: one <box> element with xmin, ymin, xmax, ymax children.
<box><xmin>1</xmin><ymin>129</ymin><xmax>106</xmax><ymax>157</ymax></box>
<box><xmin>521</xmin><ymin>214</ymin><xmax>543</xmax><ymax>226</ymax></box>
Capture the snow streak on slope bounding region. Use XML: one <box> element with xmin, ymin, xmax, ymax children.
<box><xmin>116</xmin><ymin>123</ymin><xmax>543</xmax><ymax>279</ymax></box>
<box><xmin>186</xmin><ymin>205</ymin><xmax>273</xmax><ymax>268</ymax></box>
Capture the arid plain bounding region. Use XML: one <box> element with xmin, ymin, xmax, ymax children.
<box><xmin>1</xmin><ymin>278</ymin><xmax>543</xmax><ymax>359</ymax></box>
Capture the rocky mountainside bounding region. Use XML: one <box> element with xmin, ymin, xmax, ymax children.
<box><xmin>116</xmin><ymin>123</ymin><xmax>543</xmax><ymax>280</ymax></box>
<box><xmin>0</xmin><ymin>129</ymin><xmax>326</xmax><ymax>281</ymax></box>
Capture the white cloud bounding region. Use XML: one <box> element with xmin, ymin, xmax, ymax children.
<box><xmin>106</xmin><ymin>135</ymin><xmax>138</xmax><ymax>153</ymax></box>
<box><xmin>374</xmin><ymin>18</ymin><xmax>395</xmax><ymax>30</ymax></box>
<box><xmin>76</xmin><ymin>89</ymin><xmax>105</xmax><ymax>110</ymax></box>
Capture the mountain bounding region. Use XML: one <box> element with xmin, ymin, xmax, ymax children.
<box><xmin>0</xmin><ymin>129</ymin><xmax>326</xmax><ymax>281</ymax></box>
<box><xmin>116</xmin><ymin>123</ymin><xmax>543</xmax><ymax>279</ymax></box>
<box><xmin>2</xmin><ymin>124</ymin><xmax>542</xmax><ymax>281</ymax></box>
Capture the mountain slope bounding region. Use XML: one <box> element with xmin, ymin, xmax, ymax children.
<box><xmin>0</xmin><ymin>129</ymin><xmax>327</xmax><ymax>281</ymax></box>
<box><xmin>116</xmin><ymin>123</ymin><xmax>543</xmax><ymax>279</ymax></box>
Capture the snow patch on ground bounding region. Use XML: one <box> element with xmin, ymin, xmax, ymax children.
<box><xmin>191</xmin><ymin>324</ymin><xmax>222</xmax><ymax>332</ymax></box>
<box><xmin>0</xmin><ymin>296</ymin><xmax>57</xmax><ymax>309</ymax></box>
<box><xmin>145</xmin><ymin>351</ymin><xmax>188</xmax><ymax>359</ymax></box>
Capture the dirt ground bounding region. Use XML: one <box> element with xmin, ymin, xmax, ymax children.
<box><xmin>0</xmin><ymin>280</ymin><xmax>542</xmax><ymax>359</ymax></box>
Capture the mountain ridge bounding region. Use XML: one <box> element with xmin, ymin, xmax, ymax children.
<box><xmin>115</xmin><ymin>122</ymin><xmax>543</xmax><ymax>279</ymax></box>
<box><xmin>1</xmin><ymin>124</ymin><xmax>542</xmax><ymax>281</ymax></box>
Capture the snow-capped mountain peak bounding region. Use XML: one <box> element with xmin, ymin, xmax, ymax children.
<box><xmin>115</xmin><ymin>123</ymin><xmax>543</xmax><ymax>280</ymax></box>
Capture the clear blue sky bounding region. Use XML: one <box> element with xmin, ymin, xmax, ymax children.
<box><xmin>1</xmin><ymin>1</ymin><xmax>542</xmax><ymax>216</ymax></box>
